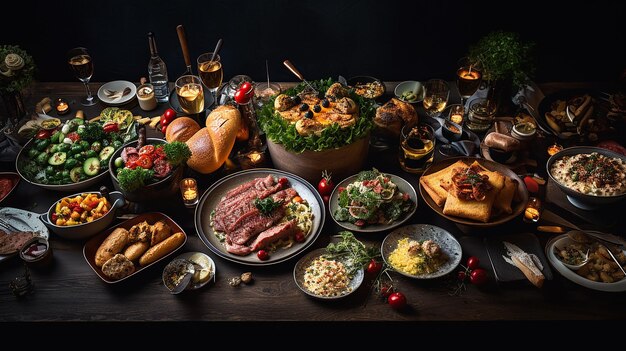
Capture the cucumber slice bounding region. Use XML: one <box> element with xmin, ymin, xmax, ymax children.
<box><xmin>70</xmin><ymin>166</ymin><xmax>83</xmax><ymax>183</ymax></box>
<box><xmin>99</xmin><ymin>146</ymin><xmax>115</xmax><ymax>161</ymax></box>
<box><xmin>83</xmin><ymin>157</ymin><xmax>101</xmax><ymax>176</ymax></box>
<box><xmin>48</xmin><ymin>152</ymin><xmax>67</xmax><ymax>166</ymax></box>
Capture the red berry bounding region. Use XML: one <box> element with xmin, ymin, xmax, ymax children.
<box><xmin>257</xmin><ymin>250</ymin><xmax>269</xmax><ymax>261</ymax></box>
<box><xmin>457</xmin><ymin>271</ymin><xmax>466</xmax><ymax>281</ymax></box>
<box><xmin>470</xmin><ymin>268</ymin><xmax>488</xmax><ymax>285</ymax></box>
<box><xmin>387</xmin><ymin>292</ymin><xmax>407</xmax><ymax>309</ymax></box>
<box><xmin>467</xmin><ymin>256</ymin><xmax>480</xmax><ymax>270</ymax></box>
<box><xmin>294</xmin><ymin>231</ymin><xmax>305</xmax><ymax>242</ymax></box>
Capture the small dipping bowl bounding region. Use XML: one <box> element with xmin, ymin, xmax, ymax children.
<box><xmin>488</xmin><ymin>147</ymin><xmax>514</xmax><ymax>163</ymax></box>
<box><xmin>552</xmin><ymin>236</ymin><xmax>589</xmax><ymax>271</ymax></box>
<box><xmin>19</xmin><ymin>237</ymin><xmax>52</xmax><ymax>267</ymax></box>
<box><xmin>442</xmin><ymin>120</ymin><xmax>463</xmax><ymax>141</ymax></box>
<box><xmin>394</xmin><ymin>81</ymin><xmax>424</xmax><ymax>104</ymax></box>
<box><xmin>163</xmin><ymin>258</ymin><xmax>195</xmax><ymax>294</ymax></box>
<box><xmin>254</xmin><ymin>82</ymin><xmax>281</xmax><ymax>105</ymax></box>
<box><xmin>511</xmin><ymin>122</ymin><xmax>537</xmax><ymax>141</ymax></box>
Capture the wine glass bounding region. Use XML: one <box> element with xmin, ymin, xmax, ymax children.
<box><xmin>456</xmin><ymin>57</ymin><xmax>482</xmax><ymax>108</ymax></box>
<box><xmin>67</xmin><ymin>47</ymin><xmax>97</xmax><ymax>106</ymax></box>
<box><xmin>175</xmin><ymin>75</ymin><xmax>204</xmax><ymax>114</ymax></box>
<box><xmin>422</xmin><ymin>79</ymin><xmax>450</xmax><ymax>117</ymax></box>
<box><xmin>197</xmin><ymin>52</ymin><xmax>223</xmax><ymax>100</ymax></box>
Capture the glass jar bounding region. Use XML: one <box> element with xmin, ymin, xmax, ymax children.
<box><xmin>223</xmin><ymin>75</ymin><xmax>254</xmax><ymax>101</ymax></box>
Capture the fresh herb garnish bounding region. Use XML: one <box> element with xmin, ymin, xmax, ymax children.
<box><xmin>162</xmin><ymin>141</ymin><xmax>192</xmax><ymax>167</ymax></box>
<box><xmin>117</xmin><ymin>167</ymin><xmax>155</xmax><ymax>192</ymax></box>
<box><xmin>325</xmin><ymin>231</ymin><xmax>380</xmax><ymax>275</ymax></box>
<box><xmin>254</xmin><ymin>197</ymin><xmax>283</xmax><ymax>215</ymax></box>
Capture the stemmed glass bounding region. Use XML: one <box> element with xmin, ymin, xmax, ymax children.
<box><xmin>67</xmin><ymin>47</ymin><xmax>97</xmax><ymax>106</ymax></box>
<box><xmin>197</xmin><ymin>52</ymin><xmax>223</xmax><ymax>100</ymax></box>
<box><xmin>456</xmin><ymin>57</ymin><xmax>482</xmax><ymax>108</ymax></box>
<box><xmin>422</xmin><ymin>79</ymin><xmax>450</xmax><ymax>117</ymax></box>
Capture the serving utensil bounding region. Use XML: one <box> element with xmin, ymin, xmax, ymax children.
<box><xmin>554</xmin><ymin>245</ymin><xmax>589</xmax><ymax>271</ymax></box>
<box><xmin>176</xmin><ymin>25</ymin><xmax>193</xmax><ymax>76</ymax></box>
<box><xmin>283</xmin><ymin>60</ymin><xmax>317</xmax><ymax>94</ymax></box>
<box><xmin>209</xmin><ymin>38</ymin><xmax>223</xmax><ymax>64</ymax></box>
<box><xmin>103</xmin><ymin>87</ymin><xmax>132</xmax><ymax>100</ymax></box>
<box><xmin>567</xmin><ymin>230</ymin><xmax>626</xmax><ymax>276</ymax></box>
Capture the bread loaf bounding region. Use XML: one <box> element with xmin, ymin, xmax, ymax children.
<box><xmin>165</xmin><ymin>117</ymin><xmax>201</xmax><ymax>143</ymax></box>
<box><xmin>484</xmin><ymin>132</ymin><xmax>520</xmax><ymax>152</ymax></box>
<box><xmin>123</xmin><ymin>241</ymin><xmax>150</xmax><ymax>261</ymax></box>
<box><xmin>139</xmin><ymin>232</ymin><xmax>185</xmax><ymax>266</ymax></box>
<box><xmin>95</xmin><ymin>228</ymin><xmax>129</xmax><ymax>267</ymax></box>
<box><xmin>186</xmin><ymin>105</ymin><xmax>241</xmax><ymax>174</ymax></box>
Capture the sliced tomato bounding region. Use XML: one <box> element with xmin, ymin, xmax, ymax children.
<box><xmin>139</xmin><ymin>145</ymin><xmax>155</xmax><ymax>156</ymax></box>
<box><xmin>153</xmin><ymin>146</ymin><xmax>166</xmax><ymax>159</ymax></box>
<box><xmin>66</xmin><ymin>132</ymin><xmax>80</xmax><ymax>142</ymax></box>
<box><xmin>135</xmin><ymin>155</ymin><xmax>153</xmax><ymax>169</ymax></box>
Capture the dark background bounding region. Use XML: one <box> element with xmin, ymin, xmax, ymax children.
<box><xmin>1</xmin><ymin>0</ymin><xmax>624</xmax><ymax>84</ymax></box>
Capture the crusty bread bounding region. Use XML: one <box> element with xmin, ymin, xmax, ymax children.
<box><xmin>150</xmin><ymin>221</ymin><xmax>171</xmax><ymax>246</ymax></box>
<box><xmin>374</xmin><ymin>98</ymin><xmax>417</xmax><ymax>137</ymax></box>
<box><xmin>102</xmin><ymin>254</ymin><xmax>135</xmax><ymax>280</ymax></box>
<box><xmin>95</xmin><ymin>228</ymin><xmax>129</xmax><ymax>267</ymax></box>
<box><xmin>512</xmin><ymin>255</ymin><xmax>545</xmax><ymax>288</ymax></box>
<box><xmin>186</xmin><ymin>105</ymin><xmax>241</xmax><ymax>174</ymax></box>
<box><xmin>419</xmin><ymin>160</ymin><xmax>467</xmax><ymax>207</ymax></box>
<box><xmin>165</xmin><ymin>117</ymin><xmax>201</xmax><ymax>143</ymax></box>
<box><xmin>493</xmin><ymin>176</ymin><xmax>517</xmax><ymax>215</ymax></box>
<box><xmin>139</xmin><ymin>232</ymin><xmax>185</xmax><ymax>266</ymax></box>
<box><xmin>123</xmin><ymin>241</ymin><xmax>150</xmax><ymax>262</ymax></box>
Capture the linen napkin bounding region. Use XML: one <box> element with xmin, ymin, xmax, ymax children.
<box><xmin>0</xmin><ymin>131</ymin><xmax>21</xmax><ymax>162</ymax></box>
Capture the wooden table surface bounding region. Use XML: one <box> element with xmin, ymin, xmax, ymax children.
<box><xmin>1</xmin><ymin>81</ymin><xmax>625</xmax><ymax>323</ymax></box>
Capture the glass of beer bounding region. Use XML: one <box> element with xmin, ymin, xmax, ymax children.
<box><xmin>175</xmin><ymin>75</ymin><xmax>205</xmax><ymax>114</ymax></box>
<box><xmin>67</xmin><ymin>47</ymin><xmax>97</xmax><ymax>106</ymax></box>
<box><xmin>422</xmin><ymin>79</ymin><xmax>450</xmax><ymax>117</ymax></box>
<box><xmin>197</xmin><ymin>52</ymin><xmax>223</xmax><ymax>98</ymax></box>
<box><xmin>399</xmin><ymin>122</ymin><xmax>436</xmax><ymax>174</ymax></box>
<box><xmin>456</xmin><ymin>57</ymin><xmax>482</xmax><ymax>107</ymax></box>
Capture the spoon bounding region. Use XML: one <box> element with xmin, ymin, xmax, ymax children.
<box><xmin>209</xmin><ymin>38</ymin><xmax>223</xmax><ymax>64</ymax></box>
<box><xmin>554</xmin><ymin>245</ymin><xmax>589</xmax><ymax>271</ymax></box>
<box><xmin>170</xmin><ymin>271</ymin><xmax>193</xmax><ymax>294</ymax></box>
<box><xmin>567</xmin><ymin>230</ymin><xmax>626</xmax><ymax>276</ymax></box>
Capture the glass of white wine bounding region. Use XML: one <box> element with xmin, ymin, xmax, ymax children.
<box><xmin>175</xmin><ymin>75</ymin><xmax>204</xmax><ymax>114</ymax></box>
<box><xmin>423</xmin><ymin>79</ymin><xmax>450</xmax><ymax>117</ymax></box>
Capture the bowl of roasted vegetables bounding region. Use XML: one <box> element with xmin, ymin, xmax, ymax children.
<box><xmin>16</xmin><ymin>113</ymin><xmax>137</xmax><ymax>192</ymax></box>
<box><xmin>40</xmin><ymin>191</ymin><xmax>125</xmax><ymax>239</ymax></box>
<box><xmin>109</xmin><ymin>138</ymin><xmax>191</xmax><ymax>202</ymax></box>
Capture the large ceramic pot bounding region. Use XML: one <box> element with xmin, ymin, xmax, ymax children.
<box><xmin>109</xmin><ymin>138</ymin><xmax>184</xmax><ymax>203</ymax></box>
<box><xmin>266</xmin><ymin>134</ymin><xmax>370</xmax><ymax>185</ymax></box>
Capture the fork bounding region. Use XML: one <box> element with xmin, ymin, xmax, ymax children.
<box><xmin>0</xmin><ymin>217</ymin><xmax>21</xmax><ymax>232</ymax></box>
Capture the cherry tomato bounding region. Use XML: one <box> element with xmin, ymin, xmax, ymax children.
<box><xmin>294</xmin><ymin>231</ymin><xmax>305</xmax><ymax>243</ymax></box>
<box><xmin>367</xmin><ymin>259</ymin><xmax>383</xmax><ymax>275</ymax></box>
<box><xmin>103</xmin><ymin>122</ymin><xmax>119</xmax><ymax>133</ymax></box>
<box><xmin>317</xmin><ymin>172</ymin><xmax>334</xmax><ymax>196</ymax></box>
<box><xmin>35</xmin><ymin>129</ymin><xmax>52</xmax><ymax>139</ymax></box>
<box><xmin>234</xmin><ymin>89</ymin><xmax>250</xmax><ymax>104</ymax></box>
<box><xmin>135</xmin><ymin>154</ymin><xmax>153</xmax><ymax>169</ymax></box>
<box><xmin>66</xmin><ymin>132</ymin><xmax>80</xmax><ymax>142</ymax></box>
<box><xmin>239</xmin><ymin>81</ymin><xmax>253</xmax><ymax>94</ymax></box>
<box><xmin>51</xmin><ymin>213</ymin><xmax>58</xmax><ymax>222</ymax></box>
<box><xmin>379</xmin><ymin>284</ymin><xmax>393</xmax><ymax>298</ymax></box>
<box><xmin>523</xmin><ymin>176</ymin><xmax>539</xmax><ymax>194</ymax></box>
<box><xmin>153</xmin><ymin>146</ymin><xmax>166</xmax><ymax>159</ymax></box>
<box><xmin>257</xmin><ymin>250</ymin><xmax>269</xmax><ymax>261</ymax></box>
<box><xmin>139</xmin><ymin>145</ymin><xmax>155</xmax><ymax>156</ymax></box>
<box><xmin>467</xmin><ymin>256</ymin><xmax>480</xmax><ymax>270</ymax></box>
<box><xmin>387</xmin><ymin>292</ymin><xmax>407</xmax><ymax>309</ymax></box>
<box><xmin>470</xmin><ymin>268</ymin><xmax>488</xmax><ymax>285</ymax></box>
<box><xmin>278</xmin><ymin>177</ymin><xmax>289</xmax><ymax>186</ymax></box>
<box><xmin>161</xmin><ymin>108</ymin><xmax>177</xmax><ymax>126</ymax></box>
<box><xmin>457</xmin><ymin>270</ymin><xmax>466</xmax><ymax>281</ymax></box>
<box><xmin>338</xmin><ymin>186</ymin><xmax>346</xmax><ymax>194</ymax></box>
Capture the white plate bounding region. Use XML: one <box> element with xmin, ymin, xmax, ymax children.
<box><xmin>97</xmin><ymin>80</ymin><xmax>137</xmax><ymax>106</ymax></box>
<box><xmin>0</xmin><ymin>207</ymin><xmax>50</xmax><ymax>262</ymax></box>
<box><xmin>545</xmin><ymin>234</ymin><xmax>626</xmax><ymax>292</ymax></box>
<box><xmin>381</xmin><ymin>224</ymin><xmax>462</xmax><ymax>279</ymax></box>
<box><xmin>166</xmin><ymin>251</ymin><xmax>216</xmax><ymax>291</ymax></box>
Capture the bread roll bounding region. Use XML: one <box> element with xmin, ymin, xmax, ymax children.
<box><xmin>102</xmin><ymin>254</ymin><xmax>135</xmax><ymax>280</ymax></box>
<box><xmin>186</xmin><ymin>106</ymin><xmax>240</xmax><ymax>174</ymax></box>
<box><xmin>165</xmin><ymin>117</ymin><xmax>201</xmax><ymax>143</ymax></box>
<box><xmin>484</xmin><ymin>132</ymin><xmax>520</xmax><ymax>152</ymax></box>
<box><xmin>139</xmin><ymin>232</ymin><xmax>185</xmax><ymax>266</ymax></box>
<box><xmin>150</xmin><ymin>220</ymin><xmax>171</xmax><ymax>246</ymax></box>
<box><xmin>123</xmin><ymin>241</ymin><xmax>150</xmax><ymax>261</ymax></box>
<box><xmin>374</xmin><ymin>98</ymin><xmax>417</xmax><ymax>137</ymax></box>
<box><xmin>95</xmin><ymin>228</ymin><xmax>129</xmax><ymax>267</ymax></box>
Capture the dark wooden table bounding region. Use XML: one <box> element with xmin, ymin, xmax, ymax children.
<box><xmin>1</xmin><ymin>82</ymin><xmax>625</xmax><ymax>323</ymax></box>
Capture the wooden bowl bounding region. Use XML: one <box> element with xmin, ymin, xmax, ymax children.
<box><xmin>266</xmin><ymin>135</ymin><xmax>370</xmax><ymax>185</ymax></box>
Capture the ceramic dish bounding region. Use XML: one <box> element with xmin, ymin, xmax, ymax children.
<box><xmin>293</xmin><ymin>248</ymin><xmax>364</xmax><ymax>299</ymax></box>
<box><xmin>164</xmin><ymin>251</ymin><xmax>216</xmax><ymax>291</ymax></box>
<box><xmin>347</xmin><ymin>75</ymin><xmax>386</xmax><ymax>100</ymax></box>
<box><xmin>419</xmin><ymin>157</ymin><xmax>529</xmax><ymax>227</ymax></box>
<box><xmin>546</xmin><ymin>146</ymin><xmax>626</xmax><ymax>210</ymax></box>
<box><xmin>0</xmin><ymin>172</ymin><xmax>20</xmax><ymax>204</ymax></box>
<box><xmin>329</xmin><ymin>172</ymin><xmax>417</xmax><ymax>233</ymax></box>
<box><xmin>381</xmin><ymin>224</ymin><xmax>462</xmax><ymax>279</ymax></box>
<box><xmin>546</xmin><ymin>234</ymin><xmax>626</xmax><ymax>292</ymax></box>
<box><xmin>97</xmin><ymin>80</ymin><xmax>137</xmax><ymax>106</ymax></box>
<box><xmin>194</xmin><ymin>168</ymin><xmax>324</xmax><ymax>266</ymax></box>
<box><xmin>394</xmin><ymin>80</ymin><xmax>425</xmax><ymax>103</ymax></box>
<box><xmin>0</xmin><ymin>207</ymin><xmax>50</xmax><ymax>263</ymax></box>
<box><xmin>83</xmin><ymin>212</ymin><xmax>187</xmax><ymax>283</ymax></box>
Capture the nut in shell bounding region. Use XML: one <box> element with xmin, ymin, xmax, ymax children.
<box><xmin>241</xmin><ymin>272</ymin><xmax>253</xmax><ymax>284</ymax></box>
<box><xmin>228</xmin><ymin>277</ymin><xmax>242</xmax><ymax>287</ymax></box>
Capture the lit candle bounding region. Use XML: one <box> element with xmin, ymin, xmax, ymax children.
<box><xmin>458</xmin><ymin>69</ymin><xmax>481</xmax><ymax>80</ymax></box>
<box><xmin>55</xmin><ymin>98</ymin><xmax>70</xmax><ymax>115</ymax></box>
<box><xmin>180</xmin><ymin>178</ymin><xmax>198</xmax><ymax>207</ymax></box>
<box><xmin>448</xmin><ymin>104</ymin><xmax>464</xmax><ymax>124</ymax></box>
<box><xmin>547</xmin><ymin>143</ymin><xmax>563</xmax><ymax>156</ymax></box>
<box><xmin>524</xmin><ymin>197</ymin><xmax>542</xmax><ymax>223</ymax></box>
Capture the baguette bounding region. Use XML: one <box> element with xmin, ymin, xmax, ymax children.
<box><xmin>95</xmin><ymin>228</ymin><xmax>129</xmax><ymax>267</ymax></box>
<box><xmin>139</xmin><ymin>232</ymin><xmax>185</xmax><ymax>266</ymax></box>
<box><xmin>123</xmin><ymin>241</ymin><xmax>150</xmax><ymax>261</ymax></box>
<box><xmin>512</xmin><ymin>255</ymin><xmax>545</xmax><ymax>288</ymax></box>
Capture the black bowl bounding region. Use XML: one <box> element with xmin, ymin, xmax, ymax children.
<box><xmin>109</xmin><ymin>138</ymin><xmax>184</xmax><ymax>203</ymax></box>
<box><xmin>546</xmin><ymin>146</ymin><xmax>626</xmax><ymax>208</ymax></box>
<box><xmin>442</xmin><ymin>120</ymin><xmax>463</xmax><ymax>141</ymax></box>
<box><xmin>488</xmin><ymin>147</ymin><xmax>514</xmax><ymax>164</ymax></box>
<box><xmin>346</xmin><ymin>75</ymin><xmax>386</xmax><ymax>100</ymax></box>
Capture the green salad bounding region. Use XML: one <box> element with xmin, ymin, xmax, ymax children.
<box><xmin>334</xmin><ymin>169</ymin><xmax>414</xmax><ymax>227</ymax></box>
<box><xmin>257</xmin><ymin>78</ymin><xmax>375</xmax><ymax>153</ymax></box>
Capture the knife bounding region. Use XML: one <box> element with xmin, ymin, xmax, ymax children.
<box><xmin>283</xmin><ymin>60</ymin><xmax>317</xmax><ymax>94</ymax></box>
<box><xmin>176</xmin><ymin>25</ymin><xmax>193</xmax><ymax>76</ymax></box>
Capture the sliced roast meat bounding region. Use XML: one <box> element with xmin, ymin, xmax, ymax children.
<box><xmin>226</xmin><ymin>241</ymin><xmax>252</xmax><ymax>256</ymax></box>
<box><xmin>249</xmin><ymin>220</ymin><xmax>298</xmax><ymax>251</ymax></box>
<box><xmin>224</xmin><ymin>175</ymin><xmax>272</xmax><ymax>199</ymax></box>
<box><xmin>153</xmin><ymin>158</ymin><xmax>172</xmax><ymax>178</ymax></box>
<box><xmin>221</xmin><ymin>188</ymin><xmax>299</xmax><ymax>233</ymax></box>
<box><xmin>229</xmin><ymin>207</ymin><xmax>285</xmax><ymax>245</ymax></box>
<box><xmin>121</xmin><ymin>147</ymin><xmax>138</xmax><ymax>163</ymax></box>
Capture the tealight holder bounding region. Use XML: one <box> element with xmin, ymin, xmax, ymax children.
<box><xmin>55</xmin><ymin>98</ymin><xmax>70</xmax><ymax>115</ymax></box>
<box><xmin>523</xmin><ymin>197</ymin><xmax>542</xmax><ymax>223</ymax></box>
<box><xmin>547</xmin><ymin>143</ymin><xmax>563</xmax><ymax>156</ymax></box>
<box><xmin>180</xmin><ymin>178</ymin><xmax>199</xmax><ymax>207</ymax></box>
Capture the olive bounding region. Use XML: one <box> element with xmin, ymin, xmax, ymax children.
<box><xmin>304</xmin><ymin>111</ymin><xmax>314</xmax><ymax>119</ymax></box>
<box><xmin>299</xmin><ymin>103</ymin><xmax>309</xmax><ymax>112</ymax></box>
<box><xmin>292</xmin><ymin>95</ymin><xmax>302</xmax><ymax>104</ymax></box>
<box><xmin>313</xmin><ymin>105</ymin><xmax>321</xmax><ymax>113</ymax></box>
<box><xmin>321</xmin><ymin>99</ymin><xmax>330</xmax><ymax>108</ymax></box>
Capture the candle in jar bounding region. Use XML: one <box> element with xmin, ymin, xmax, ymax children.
<box><xmin>458</xmin><ymin>69</ymin><xmax>481</xmax><ymax>80</ymax></box>
<box><xmin>56</xmin><ymin>99</ymin><xmax>70</xmax><ymax>115</ymax></box>
<box><xmin>450</xmin><ymin>114</ymin><xmax>463</xmax><ymax>124</ymax></box>
<box><xmin>523</xmin><ymin>197</ymin><xmax>542</xmax><ymax>223</ymax></box>
<box><xmin>547</xmin><ymin>143</ymin><xmax>563</xmax><ymax>156</ymax></box>
<box><xmin>180</xmin><ymin>178</ymin><xmax>198</xmax><ymax>206</ymax></box>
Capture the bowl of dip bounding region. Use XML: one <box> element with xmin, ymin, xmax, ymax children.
<box><xmin>547</xmin><ymin>146</ymin><xmax>626</xmax><ymax>209</ymax></box>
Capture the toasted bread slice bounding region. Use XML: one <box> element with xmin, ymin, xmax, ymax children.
<box><xmin>419</xmin><ymin>160</ymin><xmax>467</xmax><ymax>207</ymax></box>
<box><xmin>493</xmin><ymin>176</ymin><xmax>517</xmax><ymax>215</ymax></box>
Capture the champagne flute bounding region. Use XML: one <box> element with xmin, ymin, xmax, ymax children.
<box><xmin>67</xmin><ymin>47</ymin><xmax>97</xmax><ymax>106</ymax></box>
<box><xmin>197</xmin><ymin>52</ymin><xmax>223</xmax><ymax>100</ymax></box>
<box><xmin>423</xmin><ymin>79</ymin><xmax>450</xmax><ymax>117</ymax></box>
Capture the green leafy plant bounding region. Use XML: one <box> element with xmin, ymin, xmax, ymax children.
<box><xmin>468</xmin><ymin>31</ymin><xmax>536</xmax><ymax>89</ymax></box>
<box><xmin>254</xmin><ymin>197</ymin><xmax>283</xmax><ymax>216</ymax></box>
<box><xmin>257</xmin><ymin>78</ymin><xmax>375</xmax><ymax>153</ymax></box>
<box><xmin>0</xmin><ymin>45</ymin><xmax>36</xmax><ymax>95</ymax></box>
<box><xmin>163</xmin><ymin>141</ymin><xmax>191</xmax><ymax>167</ymax></box>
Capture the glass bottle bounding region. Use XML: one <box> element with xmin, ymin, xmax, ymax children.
<box><xmin>148</xmin><ymin>32</ymin><xmax>169</xmax><ymax>102</ymax></box>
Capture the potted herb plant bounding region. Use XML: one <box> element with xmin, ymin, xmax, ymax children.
<box><xmin>468</xmin><ymin>31</ymin><xmax>536</xmax><ymax>113</ymax></box>
<box><xmin>0</xmin><ymin>45</ymin><xmax>35</xmax><ymax>130</ymax></box>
